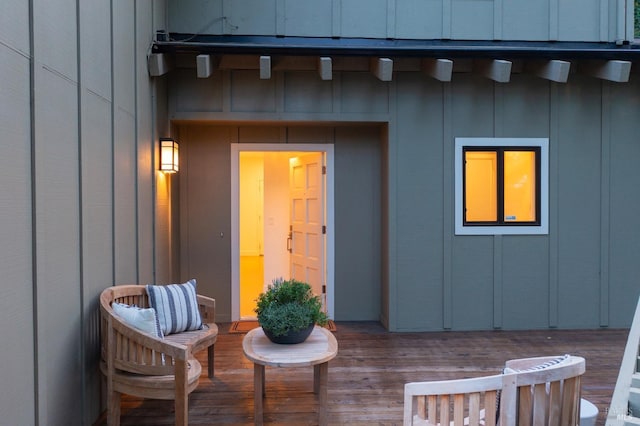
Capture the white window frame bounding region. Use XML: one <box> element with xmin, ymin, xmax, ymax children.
<box><xmin>455</xmin><ymin>137</ymin><xmax>549</xmax><ymax>235</ymax></box>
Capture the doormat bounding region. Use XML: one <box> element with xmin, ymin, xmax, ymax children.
<box><xmin>229</xmin><ymin>320</ymin><xmax>337</xmax><ymax>334</ymax></box>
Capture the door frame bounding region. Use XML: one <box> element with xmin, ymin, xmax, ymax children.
<box><xmin>230</xmin><ymin>143</ymin><xmax>335</xmax><ymax>321</ymax></box>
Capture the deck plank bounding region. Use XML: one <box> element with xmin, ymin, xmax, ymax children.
<box><xmin>109</xmin><ymin>322</ymin><xmax>627</xmax><ymax>425</ymax></box>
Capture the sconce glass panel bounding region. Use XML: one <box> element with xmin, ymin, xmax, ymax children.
<box><xmin>160</xmin><ymin>138</ymin><xmax>179</xmax><ymax>173</ymax></box>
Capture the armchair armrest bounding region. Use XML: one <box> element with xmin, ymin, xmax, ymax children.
<box><xmin>197</xmin><ymin>294</ymin><xmax>216</xmax><ymax>324</ymax></box>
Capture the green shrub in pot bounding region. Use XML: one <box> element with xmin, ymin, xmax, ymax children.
<box><xmin>255</xmin><ymin>278</ymin><xmax>328</xmax><ymax>342</ymax></box>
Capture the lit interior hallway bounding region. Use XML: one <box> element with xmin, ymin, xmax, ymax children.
<box><xmin>240</xmin><ymin>255</ymin><xmax>264</xmax><ymax>318</ymax></box>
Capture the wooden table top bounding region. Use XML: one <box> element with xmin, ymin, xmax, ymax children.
<box><xmin>242</xmin><ymin>326</ymin><xmax>338</xmax><ymax>367</ymax></box>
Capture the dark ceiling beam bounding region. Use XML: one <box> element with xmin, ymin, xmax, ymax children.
<box><xmin>153</xmin><ymin>34</ymin><xmax>640</xmax><ymax>61</ymax></box>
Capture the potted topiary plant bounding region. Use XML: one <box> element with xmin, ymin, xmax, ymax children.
<box><xmin>255</xmin><ymin>278</ymin><xmax>328</xmax><ymax>344</ymax></box>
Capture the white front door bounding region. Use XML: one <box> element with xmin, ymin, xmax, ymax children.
<box><xmin>288</xmin><ymin>153</ymin><xmax>325</xmax><ymax>306</ymax></box>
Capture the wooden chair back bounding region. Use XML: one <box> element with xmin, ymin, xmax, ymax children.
<box><xmin>100</xmin><ymin>285</ymin><xmax>186</xmax><ymax>376</ymax></box>
<box><xmin>403</xmin><ymin>355</ymin><xmax>585</xmax><ymax>426</ymax></box>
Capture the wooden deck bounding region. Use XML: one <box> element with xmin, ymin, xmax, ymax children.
<box><xmin>112</xmin><ymin>322</ymin><xmax>628</xmax><ymax>425</ymax></box>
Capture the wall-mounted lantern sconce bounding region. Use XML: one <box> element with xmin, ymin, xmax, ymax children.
<box><xmin>160</xmin><ymin>138</ymin><xmax>179</xmax><ymax>173</ymax></box>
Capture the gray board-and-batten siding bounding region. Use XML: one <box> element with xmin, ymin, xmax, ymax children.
<box><xmin>167</xmin><ymin>0</ymin><xmax>635</xmax><ymax>43</ymax></box>
<box><xmin>169</xmin><ymin>57</ymin><xmax>640</xmax><ymax>332</ymax></box>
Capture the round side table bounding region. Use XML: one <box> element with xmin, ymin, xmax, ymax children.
<box><xmin>242</xmin><ymin>326</ymin><xmax>338</xmax><ymax>426</ymax></box>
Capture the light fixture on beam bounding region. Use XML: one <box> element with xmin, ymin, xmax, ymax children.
<box><xmin>528</xmin><ymin>60</ymin><xmax>571</xmax><ymax>83</ymax></box>
<box><xmin>370</xmin><ymin>57</ymin><xmax>393</xmax><ymax>81</ymax></box>
<box><xmin>148</xmin><ymin>53</ymin><xmax>171</xmax><ymax>77</ymax></box>
<box><xmin>474</xmin><ymin>59</ymin><xmax>512</xmax><ymax>83</ymax></box>
<box><xmin>160</xmin><ymin>138</ymin><xmax>179</xmax><ymax>173</ymax></box>
<box><xmin>196</xmin><ymin>54</ymin><xmax>212</xmax><ymax>78</ymax></box>
<box><xmin>582</xmin><ymin>60</ymin><xmax>632</xmax><ymax>83</ymax></box>
<box><xmin>318</xmin><ymin>57</ymin><xmax>333</xmax><ymax>80</ymax></box>
<box><xmin>260</xmin><ymin>56</ymin><xmax>271</xmax><ymax>79</ymax></box>
<box><xmin>421</xmin><ymin>58</ymin><xmax>453</xmax><ymax>82</ymax></box>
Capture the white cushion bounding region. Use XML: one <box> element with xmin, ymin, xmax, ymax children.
<box><xmin>146</xmin><ymin>279</ymin><xmax>203</xmax><ymax>336</ymax></box>
<box><xmin>112</xmin><ymin>302</ymin><xmax>163</xmax><ymax>338</ymax></box>
<box><xmin>580</xmin><ymin>398</ymin><xmax>598</xmax><ymax>426</ymax></box>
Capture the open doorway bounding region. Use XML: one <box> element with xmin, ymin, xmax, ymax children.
<box><xmin>231</xmin><ymin>144</ymin><xmax>335</xmax><ymax>321</ymax></box>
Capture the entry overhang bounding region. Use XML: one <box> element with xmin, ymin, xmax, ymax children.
<box><xmin>153</xmin><ymin>34</ymin><xmax>640</xmax><ymax>61</ymax></box>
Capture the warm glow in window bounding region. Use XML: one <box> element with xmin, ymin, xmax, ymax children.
<box><xmin>503</xmin><ymin>151</ymin><xmax>536</xmax><ymax>222</ymax></box>
<box><xmin>455</xmin><ymin>138</ymin><xmax>548</xmax><ymax>235</ymax></box>
<box><xmin>465</xmin><ymin>151</ymin><xmax>497</xmax><ymax>222</ymax></box>
<box><xmin>463</xmin><ymin>148</ymin><xmax>539</xmax><ymax>225</ymax></box>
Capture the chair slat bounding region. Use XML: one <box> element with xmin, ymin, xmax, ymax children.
<box><xmin>416</xmin><ymin>395</ymin><xmax>426</xmax><ymax>419</ymax></box>
<box><xmin>560</xmin><ymin>376</ymin><xmax>580</xmax><ymax>426</ymax></box>
<box><xmin>469</xmin><ymin>392</ymin><xmax>480</xmax><ymax>426</ymax></box>
<box><xmin>453</xmin><ymin>393</ymin><xmax>464</xmax><ymax>426</ymax></box>
<box><xmin>547</xmin><ymin>381</ymin><xmax>561</xmax><ymax>426</ymax></box>
<box><xmin>426</xmin><ymin>395</ymin><xmax>436</xmax><ymax>423</ymax></box>
<box><xmin>485</xmin><ymin>391</ymin><xmax>497</xmax><ymax>426</ymax></box>
<box><xmin>518</xmin><ymin>386</ymin><xmax>533</xmax><ymax>426</ymax></box>
<box><xmin>440</xmin><ymin>394</ymin><xmax>450</xmax><ymax>426</ymax></box>
<box><xmin>532</xmin><ymin>383</ymin><xmax>548</xmax><ymax>426</ymax></box>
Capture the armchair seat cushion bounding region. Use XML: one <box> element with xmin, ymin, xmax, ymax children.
<box><xmin>101</xmin><ymin>358</ymin><xmax>202</xmax><ymax>400</ymax></box>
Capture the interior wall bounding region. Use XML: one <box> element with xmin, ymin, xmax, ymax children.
<box><xmin>263</xmin><ymin>152</ymin><xmax>292</xmax><ymax>287</ymax></box>
<box><xmin>239</xmin><ymin>153</ymin><xmax>264</xmax><ymax>256</ymax></box>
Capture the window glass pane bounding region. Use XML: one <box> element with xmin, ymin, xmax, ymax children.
<box><xmin>503</xmin><ymin>151</ymin><xmax>536</xmax><ymax>222</ymax></box>
<box><xmin>465</xmin><ymin>151</ymin><xmax>497</xmax><ymax>222</ymax></box>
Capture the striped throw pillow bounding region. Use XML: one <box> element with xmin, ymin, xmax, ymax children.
<box><xmin>146</xmin><ymin>279</ymin><xmax>203</xmax><ymax>336</ymax></box>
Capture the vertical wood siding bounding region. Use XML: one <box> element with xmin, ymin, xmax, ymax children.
<box><xmin>169</xmin><ymin>62</ymin><xmax>640</xmax><ymax>332</ymax></box>
<box><xmin>0</xmin><ymin>0</ymin><xmax>168</xmax><ymax>424</ymax></box>
<box><xmin>608</xmin><ymin>80</ymin><xmax>640</xmax><ymax>325</ymax></box>
<box><xmin>169</xmin><ymin>0</ymin><xmax>629</xmax><ymax>42</ymax></box>
<box><xmin>0</xmin><ymin>27</ymin><xmax>35</xmax><ymax>426</ymax></box>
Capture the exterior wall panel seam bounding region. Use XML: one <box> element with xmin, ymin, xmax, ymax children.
<box><xmin>442</xmin><ymin>83</ymin><xmax>453</xmax><ymax>329</ymax></box>
<box><xmin>332</xmin><ymin>0</ymin><xmax>341</xmax><ymax>38</ymax></box>
<box><xmin>493</xmin><ymin>0</ymin><xmax>503</xmax><ymax>40</ymax></box>
<box><xmin>28</xmin><ymin>0</ymin><xmax>40</xmax><ymax>423</ymax></box>
<box><xmin>110</xmin><ymin>0</ymin><xmax>116</xmax><ymax>287</ymax></box>
<box><xmin>442</xmin><ymin>0</ymin><xmax>451</xmax><ymax>39</ymax></box>
<box><xmin>549</xmin><ymin>0</ymin><xmax>559</xmax><ymax>40</ymax></box>
<box><xmin>548</xmin><ymin>83</ymin><xmax>559</xmax><ymax>327</ymax></box>
<box><xmin>134</xmin><ymin>0</ymin><xmax>141</xmax><ymax>284</ymax></box>
<box><xmin>75</xmin><ymin>0</ymin><xmax>86</xmax><ymax>422</ymax></box>
<box><xmin>387</xmin><ymin>78</ymin><xmax>397</xmax><ymax>330</ymax></box>
<box><xmin>600</xmin><ymin>82</ymin><xmax>611</xmax><ymax>327</ymax></box>
<box><xmin>386</xmin><ymin>0</ymin><xmax>396</xmax><ymax>39</ymax></box>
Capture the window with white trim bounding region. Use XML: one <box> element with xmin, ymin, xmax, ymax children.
<box><xmin>455</xmin><ymin>138</ymin><xmax>549</xmax><ymax>235</ymax></box>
